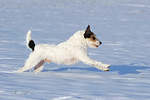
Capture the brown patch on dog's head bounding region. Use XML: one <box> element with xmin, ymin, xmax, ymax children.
<box><xmin>84</xmin><ymin>25</ymin><xmax>101</xmax><ymax>42</ymax></box>
<box><xmin>84</xmin><ymin>25</ymin><xmax>102</xmax><ymax>48</ymax></box>
<box><xmin>86</xmin><ymin>34</ymin><xmax>97</xmax><ymax>42</ymax></box>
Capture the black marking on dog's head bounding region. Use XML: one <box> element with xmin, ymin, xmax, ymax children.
<box><xmin>28</xmin><ymin>40</ymin><xmax>35</xmax><ymax>51</ymax></box>
<box><xmin>84</xmin><ymin>25</ymin><xmax>94</xmax><ymax>39</ymax></box>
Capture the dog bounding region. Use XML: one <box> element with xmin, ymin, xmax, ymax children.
<box><xmin>17</xmin><ymin>25</ymin><xmax>110</xmax><ymax>73</ymax></box>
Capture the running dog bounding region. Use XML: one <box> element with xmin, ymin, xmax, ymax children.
<box><xmin>17</xmin><ymin>25</ymin><xmax>110</xmax><ymax>73</ymax></box>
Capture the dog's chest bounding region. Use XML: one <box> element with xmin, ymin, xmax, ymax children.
<box><xmin>62</xmin><ymin>57</ymin><xmax>79</xmax><ymax>65</ymax></box>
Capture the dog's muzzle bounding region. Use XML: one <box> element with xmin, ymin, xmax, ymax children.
<box><xmin>100</xmin><ymin>41</ymin><xmax>102</xmax><ymax>45</ymax></box>
<box><xmin>93</xmin><ymin>41</ymin><xmax>102</xmax><ymax>47</ymax></box>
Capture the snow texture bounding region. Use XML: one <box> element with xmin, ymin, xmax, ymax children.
<box><xmin>0</xmin><ymin>0</ymin><xmax>150</xmax><ymax>100</ymax></box>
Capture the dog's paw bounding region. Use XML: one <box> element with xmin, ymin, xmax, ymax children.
<box><xmin>97</xmin><ymin>66</ymin><xmax>110</xmax><ymax>71</ymax></box>
<box><xmin>16</xmin><ymin>68</ymin><xmax>23</xmax><ymax>73</ymax></box>
<box><xmin>102</xmin><ymin>64</ymin><xmax>111</xmax><ymax>68</ymax></box>
<box><xmin>103</xmin><ymin>68</ymin><xmax>110</xmax><ymax>71</ymax></box>
<box><xmin>97</xmin><ymin>64</ymin><xmax>110</xmax><ymax>71</ymax></box>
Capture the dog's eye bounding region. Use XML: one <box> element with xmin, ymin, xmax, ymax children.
<box><xmin>92</xmin><ymin>37</ymin><xmax>96</xmax><ymax>40</ymax></box>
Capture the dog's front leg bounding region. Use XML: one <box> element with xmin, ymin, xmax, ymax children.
<box><xmin>79</xmin><ymin>55</ymin><xmax>110</xmax><ymax>71</ymax></box>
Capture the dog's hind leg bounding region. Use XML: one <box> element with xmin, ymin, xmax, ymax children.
<box><xmin>34</xmin><ymin>60</ymin><xmax>45</xmax><ymax>73</ymax></box>
<box><xmin>17</xmin><ymin>52</ymin><xmax>43</xmax><ymax>73</ymax></box>
<box><xmin>33</xmin><ymin>58</ymin><xmax>50</xmax><ymax>73</ymax></box>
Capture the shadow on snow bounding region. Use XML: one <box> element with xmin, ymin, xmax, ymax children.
<box><xmin>110</xmin><ymin>65</ymin><xmax>149</xmax><ymax>75</ymax></box>
<box><xmin>46</xmin><ymin>65</ymin><xmax>149</xmax><ymax>75</ymax></box>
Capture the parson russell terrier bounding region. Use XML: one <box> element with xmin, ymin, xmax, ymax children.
<box><xmin>17</xmin><ymin>25</ymin><xmax>110</xmax><ymax>73</ymax></box>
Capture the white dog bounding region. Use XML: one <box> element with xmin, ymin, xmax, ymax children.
<box><xmin>18</xmin><ymin>25</ymin><xmax>110</xmax><ymax>73</ymax></box>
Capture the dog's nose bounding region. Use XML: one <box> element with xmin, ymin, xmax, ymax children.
<box><xmin>100</xmin><ymin>41</ymin><xmax>102</xmax><ymax>45</ymax></box>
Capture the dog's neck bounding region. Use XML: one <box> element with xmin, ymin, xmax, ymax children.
<box><xmin>66</xmin><ymin>30</ymin><xmax>87</xmax><ymax>48</ymax></box>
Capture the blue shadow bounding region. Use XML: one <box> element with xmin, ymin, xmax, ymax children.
<box><xmin>47</xmin><ymin>65</ymin><xmax>149</xmax><ymax>75</ymax></box>
<box><xmin>110</xmin><ymin>65</ymin><xmax>149</xmax><ymax>75</ymax></box>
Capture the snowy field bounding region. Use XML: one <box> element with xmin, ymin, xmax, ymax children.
<box><xmin>0</xmin><ymin>0</ymin><xmax>150</xmax><ymax>99</ymax></box>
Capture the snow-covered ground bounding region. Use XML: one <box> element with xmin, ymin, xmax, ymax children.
<box><xmin>0</xmin><ymin>0</ymin><xmax>150</xmax><ymax>99</ymax></box>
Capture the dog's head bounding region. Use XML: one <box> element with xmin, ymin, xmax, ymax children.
<box><xmin>84</xmin><ymin>25</ymin><xmax>102</xmax><ymax>48</ymax></box>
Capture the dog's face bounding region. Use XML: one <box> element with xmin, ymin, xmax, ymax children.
<box><xmin>84</xmin><ymin>25</ymin><xmax>102</xmax><ymax>48</ymax></box>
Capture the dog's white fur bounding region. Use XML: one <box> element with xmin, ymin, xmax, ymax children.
<box><xmin>18</xmin><ymin>26</ymin><xmax>110</xmax><ymax>73</ymax></box>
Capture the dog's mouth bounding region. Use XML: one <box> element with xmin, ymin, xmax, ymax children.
<box><xmin>93</xmin><ymin>44</ymin><xmax>99</xmax><ymax>47</ymax></box>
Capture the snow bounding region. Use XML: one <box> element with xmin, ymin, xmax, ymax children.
<box><xmin>0</xmin><ymin>0</ymin><xmax>150</xmax><ymax>99</ymax></box>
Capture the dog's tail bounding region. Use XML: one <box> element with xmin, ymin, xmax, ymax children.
<box><xmin>26</xmin><ymin>30</ymin><xmax>35</xmax><ymax>51</ymax></box>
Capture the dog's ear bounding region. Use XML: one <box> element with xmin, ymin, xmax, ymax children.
<box><xmin>86</xmin><ymin>25</ymin><xmax>91</xmax><ymax>32</ymax></box>
<box><xmin>84</xmin><ymin>25</ymin><xmax>92</xmax><ymax>38</ymax></box>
